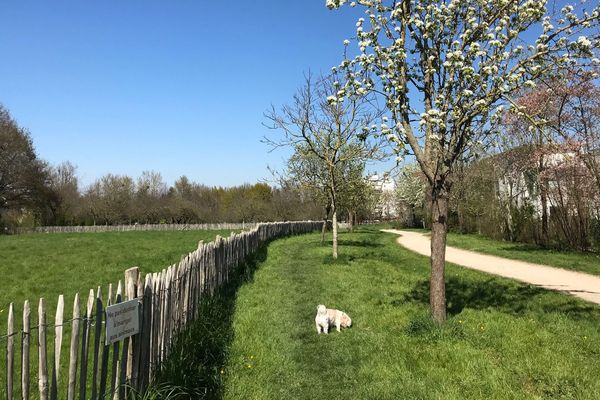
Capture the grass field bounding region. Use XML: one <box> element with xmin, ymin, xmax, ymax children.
<box><xmin>208</xmin><ymin>226</ymin><xmax>600</xmax><ymax>399</ymax></box>
<box><xmin>0</xmin><ymin>229</ymin><xmax>240</xmax><ymax>399</ymax></box>
<box><xmin>0</xmin><ymin>229</ymin><xmax>240</xmax><ymax>312</ymax></box>
<box><xmin>4</xmin><ymin>227</ymin><xmax>600</xmax><ymax>399</ymax></box>
<box><xmin>445</xmin><ymin>231</ymin><xmax>600</xmax><ymax>276</ymax></box>
<box><xmin>0</xmin><ymin>229</ymin><xmax>240</xmax><ymax>347</ymax></box>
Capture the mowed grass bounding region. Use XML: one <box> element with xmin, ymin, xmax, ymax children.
<box><xmin>223</xmin><ymin>226</ymin><xmax>600</xmax><ymax>400</ymax></box>
<box><xmin>445</xmin><ymin>232</ymin><xmax>600</xmax><ymax>276</ymax></box>
<box><xmin>0</xmin><ymin>229</ymin><xmax>239</xmax><ymax>399</ymax></box>
<box><xmin>0</xmin><ymin>230</ymin><xmax>239</xmax><ymax>343</ymax></box>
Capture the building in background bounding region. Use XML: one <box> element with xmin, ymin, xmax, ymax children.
<box><xmin>367</xmin><ymin>173</ymin><xmax>398</xmax><ymax>220</ymax></box>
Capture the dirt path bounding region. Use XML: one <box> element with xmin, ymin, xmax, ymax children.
<box><xmin>382</xmin><ymin>229</ymin><xmax>600</xmax><ymax>306</ymax></box>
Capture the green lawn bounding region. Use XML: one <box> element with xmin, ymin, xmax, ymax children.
<box><xmin>445</xmin><ymin>231</ymin><xmax>600</xmax><ymax>276</ymax></box>
<box><xmin>216</xmin><ymin>226</ymin><xmax>600</xmax><ymax>400</ymax></box>
<box><xmin>0</xmin><ymin>230</ymin><xmax>239</xmax><ymax>313</ymax></box>
<box><xmin>0</xmin><ymin>229</ymin><xmax>239</xmax><ymax>399</ymax></box>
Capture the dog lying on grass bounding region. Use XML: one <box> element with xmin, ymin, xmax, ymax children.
<box><xmin>315</xmin><ymin>304</ymin><xmax>352</xmax><ymax>334</ymax></box>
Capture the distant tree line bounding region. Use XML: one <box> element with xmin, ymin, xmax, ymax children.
<box><xmin>0</xmin><ymin>104</ymin><xmax>330</xmax><ymax>230</ymax></box>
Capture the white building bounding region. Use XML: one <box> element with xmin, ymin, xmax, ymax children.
<box><xmin>367</xmin><ymin>173</ymin><xmax>398</xmax><ymax>219</ymax></box>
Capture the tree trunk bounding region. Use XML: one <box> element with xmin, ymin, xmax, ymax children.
<box><xmin>332</xmin><ymin>203</ymin><xmax>338</xmax><ymax>259</ymax></box>
<box><xmin>321</xmin><ymin>204</ymin><xmax>331</xmax><ymax>244</ymax></box>
<box><xmin>457</xmin><ymin>202</ymin><xmax>464</xmax><ymax>233</ymax></box>
<box><xmin>349</xmin><ymin>211</ymin><xmax>354</xmax><ymax>233</ymax></box>
<box><xmin>540</xmin><ymin>180</ymin><xmax>549</xmax><ymax>246</ymax></box>
<box><xmin>430</xmin><ymin>192</ymin><xmax>448</xmax><ymax>323</ymax></box>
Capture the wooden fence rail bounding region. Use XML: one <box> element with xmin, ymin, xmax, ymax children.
<box><xmin>10</xmin><ymin>223</ymin><xmax>258</xmax><ymax>235</ymax></box>
<box><xmin>2</xmin><ymin>220</ymin><xmax>323</xmax><ymax>399</ymax></box>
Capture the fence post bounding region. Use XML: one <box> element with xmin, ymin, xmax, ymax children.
<box><xmin>38</xmin><ymin>299</ymin><xmax>49</xmax><ymax>400</ymax></box>
<box><xmin>67</xmin><ymin>294</ymin><xmax>80</xmax><ymax>400</ymax></box>
<box><xmin>91</xmin><ymin>287</ymin><xmax>103</xmax><ymax>400</ymax></box>
<box><xmin>22</xmin><ymin>300</ymin><xmax>31</xmax><ymax>400</ymax></box>
<box><xmin>124</xmin><ymin>267</ymin><xmax>139</xmax><ymax>395</ymax></box>
<box><xmin>50</xmin><ymin>295</ymin><xmax>64</xmax><ymax>400</ymax></box>
<box><xmin>7</xmin><ymin>303</ymin><xmax>15</xmax><ymax>400</ymax></box>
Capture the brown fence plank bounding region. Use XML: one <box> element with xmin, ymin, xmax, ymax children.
<box><xmin>7</xmin><ymin>303</ymin><xmax>15</xmax><ymax>400</ymax></box>
<box><xmin>91</xmin><ymin>287</ymin><xmax>103</xmax><ymax>400</ymax></box>
<box><xmin>22</xmin><ymin>300</ymin><xmax>31</xmax><ymax>400</ymax></box>
<box><xmin>67</xmin><ymin>294</ymin><xmax>80</xmax><ymax>400</ymax></box>
<box><xmin>50</xmin><ymin>295</ymin><xmax>64</xmax><ymax>400</ymax></box>
<box><xmin>110</xmin><ymin>282</ymin><xmax>122</xmax><ymax>400</ymax></box>
<box><xmin>132</xmin><ymin>271</ymin><xmax>144</xmax><ymax>392</ymax></box>
<box><xmin>79</xmin><ymin>289</ymin><xmax>94</xmax><ymax>400</ymax></box>
<box><xmin>98</xmin><ymin>286</ymin><xmax>112</xmax><ymax>400</ymax></box>
<box><xmin>38</xmin><ymin>299</ymin><xmax>49</xmax><ymax>400</ymax></box>
<box><xmin>138</xmin><ymin>274</ymin><xmax>153</xmax><ymax>392</ymax></box>
<box><xmin>124</xmin><ymin>267</ymin><xmax>139</xmax><ymax>394</ymax></box>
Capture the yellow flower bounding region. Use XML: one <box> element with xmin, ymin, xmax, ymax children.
<box><xmin>247</xmin><ymin>364</ymin><xmax>252</xmax><ymax>368</ymax></box>
<box><xmin>250</xmin><ymin>355</ymin><xmax>254</xmax><ymax>359</ymax></box>
<box><xmin>220</xmin><ymin>369</ymin><xmax>224</xmax><ymax>374</ymax></box>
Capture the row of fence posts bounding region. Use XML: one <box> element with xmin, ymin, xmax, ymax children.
<box><xmin>11</xmin><ymin>223</ymin><xmax>257</xmax><ymax>235</ymax></box>
<box><xmin>2</xmin><ymin>221</ymin><xmax>323</xmax><ymax>399</ymax></box>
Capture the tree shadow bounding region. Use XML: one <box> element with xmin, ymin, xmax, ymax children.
<box><xmin>336</xmin><ymin>239</ymin><xmax>384</xmax><ymax>248</ymax></box>
<box><xmin>152</xmin><ymin>245</ymin><xmax>267</xmax><ymax>399</ymax></box>
<box><xmin>401</xmin><ymin>277</ymin><xmax>600</xmax><ymax>320</ymax></box>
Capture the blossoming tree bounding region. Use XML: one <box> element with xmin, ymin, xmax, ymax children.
<box><xmin>327</xmin><ymin>0</ymin><xmax>600</xmax><ymax>322</ymax></box>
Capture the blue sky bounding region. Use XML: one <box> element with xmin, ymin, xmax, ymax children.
<box><xmin>0</xmin><ymin>1</ymin><xmax>369</xmax><ymax>187</ymax></box>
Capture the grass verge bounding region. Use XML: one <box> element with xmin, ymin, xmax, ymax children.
<box><xmin>221</xmin><ymin>225</ymin><xmax>600</xmax><ymax>399</ymax></box>
<box><xmin>445</xmin><ymin>231</ymin><xmax>600</xmax><ymax>276</ymax></box>
<box><xmin>145</xmin><ymin>245</ymin><xmax>267</xmax><ymax>399</ymax></box>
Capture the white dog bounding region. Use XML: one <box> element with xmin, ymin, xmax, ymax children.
<box><xmin>315</xmin><ymin>304</ymin><xmax>352</xmax><ymax>334</ymax></box>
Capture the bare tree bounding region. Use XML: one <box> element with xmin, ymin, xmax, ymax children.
<box><xmin>49</xmin><ymin>161</ymin><xmax>80</xmax><ymax>225</ymax></box>
<box><xmin>265</xmin><ymin>73</ymin><xmax>386</xmax><ymax>258</ymax></box>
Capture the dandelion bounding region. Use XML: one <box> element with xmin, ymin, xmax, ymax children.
<box><xmin>220</xmin><ymin>369</ymin><xmax>224</xmax><ymax>374</ymax></box>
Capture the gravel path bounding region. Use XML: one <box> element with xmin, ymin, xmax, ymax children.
<box><xmin>382</xmin><ymin>229</ymin><xmax>600</xmax><ymax>305</ymax></box>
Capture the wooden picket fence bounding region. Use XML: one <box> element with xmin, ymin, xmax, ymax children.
<box><xmin>2</xmin><ymin>221</ymin><xmax>322</xmax><ymax>399</ymax></box>
<box><xmin>10</xmin><ymin>223</ymin><xmax>256</xmax><ymax>235</ymax></box>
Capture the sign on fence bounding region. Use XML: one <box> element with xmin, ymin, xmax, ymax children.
<box><xmin>105</xmin><ymin>299</ymin><xmax>140</xmax><ymax>345</ymax></box>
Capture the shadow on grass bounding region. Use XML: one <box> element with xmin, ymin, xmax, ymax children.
<box><xmin>321</xmin><ymin>253</ymin><xmax>356</xmax><ymax>265</ymax></box>
<box><xmin>402</xmin><ymin>277</ymin><xmax>600</xmax><ymax>320</ymax></box>
<box><xmin>336</xmin><ymin>239</ymin><xmax>384</xmax><ymax>248</ymax></box>
<box><xmin>150</xmin><ymin>245</ymin><xmax>268</xmax><ymax>400</ymax></box>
